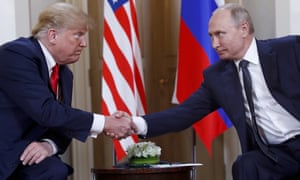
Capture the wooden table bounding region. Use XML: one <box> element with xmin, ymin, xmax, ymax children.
<box><xmin>91</xmin><ymin>166</ymin><xmax>195</xmax><ymax>180</ymax></box>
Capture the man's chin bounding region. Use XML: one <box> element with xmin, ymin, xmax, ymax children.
<box><xmin>65</xmin><ymin>58</ymin><xmax>80</xmax><ymax>64</ymax></box>
<box><xmin>72</xmin><ymin>55</ymin><xmax>81</xmax><ymax>62</ymax></box>
<box><xmin>218</xmin><ymin>55</ymin><xmax>228</xmax><ymax>60</ymax></box>
<box><xmin>220</xmin><ymin>58</ymin><xmax>232</xmax><ymax>61</ymax></box>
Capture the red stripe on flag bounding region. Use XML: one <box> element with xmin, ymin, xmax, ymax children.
<box><xmin>101</xmin><ymin>100</ymin><xmax>109</xmax><ymax>115</ymax></box>
<box><xmin>102</xmin><ymin>61</ymin><xmax>131</xmax><ymax>112</ymax></box>
<box><xmin>134</xmin><ymin>61</ymin><xmax>147</xmax><ymax>111</ymax></box>
<box><xmin>102</xmin><ymin>0</ymin><xmax>146</xmax><ymax>161</ymax></box>
<box><xmin>114</xmin><ymin>6</ymin><xmax>132</xmax><ymax>42</ymax></box>
<box><xmin>192</xmin><ymin>112</ymin><xmax>228</xmax><ymax>156</ymax></box>
<box><xmin>176</xmin><ymin>18</ymin><xmax>210</xmax><ymax>102</ymax></box>
<box><xmin>104</xmin><ymin>19</ymin><xmax>134</xmax><ymax>92</ymax></box>
<box><xmin>130</xmin><ymin>0</ymin><xmax>140</xmax><ymax>42</ymax></box>
<box><xmin>113</xmin><ymin>139</ymin><xmax>127</xmax><ymax>159</ymax></box>
<box><xmin>113</xmin><ymin>134</ymin><xmax>139</xmax><ymax>159</ymax></box>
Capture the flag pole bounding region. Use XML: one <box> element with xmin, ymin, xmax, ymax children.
<box><xmin>192</xmin><ymin>129</ymin><xmax>197</xmax><ymax>180</ymax></box>
<box><xmin>113</xmin><ymin>147</ymin><xmax>117</xmax><ymax>166</ymax></box>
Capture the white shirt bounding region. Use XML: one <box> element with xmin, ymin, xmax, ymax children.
<box><xmin>235</xmin><ymin>38</ymin><xmax>300</xmax><ymax>144</ymax></box>
<box><xmin>39</xmin><ymin>41</ymin><xmax>105</xmax><ymax>154</ymax></box>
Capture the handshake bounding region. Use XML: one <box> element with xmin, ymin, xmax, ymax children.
<box><xmin>103</xmin><ymin>111</ymin><xmax>138</xmax><ymax>139</ymax></box>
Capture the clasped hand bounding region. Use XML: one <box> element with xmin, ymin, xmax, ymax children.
<box><xmin>104</xmin><ymin>111</ymin><xmax>137</xmax><ymax>139</ymax></box>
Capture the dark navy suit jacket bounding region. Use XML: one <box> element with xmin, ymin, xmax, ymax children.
<box><xmin>0</xmin><ymin>37</ymin><xmax>93</xmax><ymax>178</ymax></box>
<box><xmin>143</xmin><ymin>35</ymin><xmax>300</xmax><ymax>155</ymax></box>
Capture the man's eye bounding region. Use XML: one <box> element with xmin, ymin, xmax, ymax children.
<box><xmin>74</xmin><ymin>34</ymin><xmax>81</xmax><ymax>39</ymax></box>
<box><xmin>217</xmin><ymin>32</ymin><xmax>225</xmax><ymax>37</ymax></box>
<box><xmin>74</xmin><ymin>32</ymin><xmax>85</xmax><ymax>39</ymax></box>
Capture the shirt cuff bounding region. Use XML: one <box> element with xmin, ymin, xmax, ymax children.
<box><xmin>41</xmin><ymin>139</ymin><xmax>58</xmax><ymax>155</ymax></box>
<box><xmin>90</xmin><ymin>113</ymin><xmax>105</xmax><ymax>138</ymax></box>
<box><xmin>132</xmin><ymin>116</ymin><xmax>147</xmax><ymax>135</ymax></box>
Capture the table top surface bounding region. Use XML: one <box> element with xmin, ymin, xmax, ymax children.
<box><xmin>92</xmin><ymin>166</ymin><xmax>194</xmax><ymax>174</ymax></box>
<box><xmin>91</xmin><ymin>162</ymin><xmax>203</xmax><ymax>175</ymax></box>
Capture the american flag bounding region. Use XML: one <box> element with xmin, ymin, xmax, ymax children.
<box><xmin>101</xmin><ymin>0</ymin><xmax>147</xmax><ymax>161</ymax></box>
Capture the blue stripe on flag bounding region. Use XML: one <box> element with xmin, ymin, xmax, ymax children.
<box><xmin>181</xmin><ymin>0</ymin><xmax>232</xmax><ymax>128</ymax></box>
<box><xmin>108</xmin><ymin>0</ymin><xmax>128</xmax><ymax>11</ymax></box>
<box><xmin>218</xmin><ymin>109</ymin><xmax>233</xmax><ymax>128</ymax></box>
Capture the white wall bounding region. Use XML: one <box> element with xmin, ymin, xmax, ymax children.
<box><xmin>0</xmin><ymin>0</ymin><xmax>59</xmax><ymax>45</ymax></box>
<box><xmin>15</xmin><ymin>0</ymin><xmax>31</xmax><ymax>39</ymax></box>
<box><xmin>242</xmin><ymin>0</ymin><xmax>276</xmax><ymax>39</ymax></box>
<box><xmin>275</xmin><ymin>0</ymin><xmax>300</xmax><ymax>36</ymax></box>
<box><xmin>29</xmin><ymin>0</ymin><xmax>61</xmax><ymax>28</ymax></box>
<box><xmin>0</xmin><ymin>0</ymin><xmax>17</xmax><ymax>44</ymax></box>
<box><xmin>242</xmin><ymin>0</ymin><xmax>300</xmax><ymax>39</ymax></box>
<box><xmin>0</xmin><ymin>0</ymin><xmax>31</xmax><ymax>44</ymax></box>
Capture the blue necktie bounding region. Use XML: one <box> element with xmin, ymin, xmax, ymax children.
<box><xmin>239</xmin><ymin>60</ymin><xmax>277</xmax><ymax>162</ymax></box>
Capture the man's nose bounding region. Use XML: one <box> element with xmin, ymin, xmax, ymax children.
<box><xmin>211</xmin><ymin>37</ymin><xmax>220</xmax><ymax>49</ymax></box>
<box><xmin>80</xmin><ymin>37</ymin><xmax>87</xmax><ymax>47</ymax></box>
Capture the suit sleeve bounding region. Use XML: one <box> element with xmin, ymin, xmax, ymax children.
<box><xmin>0</xmin><ymin>40</ymin><xmax>93</xmax><ymax>142</ymax></box>
<box><xmin>143</xmin><ymin>78</ymin><xmax>219</xmax><ymax>138</ymax></box>
<box><xmin>41</xmin><ymin>128</ymin><xmax>72</xmax><ymax>154</ymax></box>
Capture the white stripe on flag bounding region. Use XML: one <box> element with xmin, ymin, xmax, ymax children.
<box><xmin>102</xmin><ymin>0</ymin><xmax>147</xmax><ymax>161</ymax></box>
<box><xmin>103</xmin><ymin>39</ymin><xmax>136</xmax><ymax>114</ymax></box>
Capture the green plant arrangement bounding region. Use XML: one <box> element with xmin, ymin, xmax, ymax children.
<box><xmin>127</xmin><ymin>141</ymin><xmax>161</xmax><ymax>166</ymax></box>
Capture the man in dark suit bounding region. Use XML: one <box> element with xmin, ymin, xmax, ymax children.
<box><xmin>0</xmin><ymin>2</ymin><xmax>134</xmax><ymax>180</ymax></box>
<box><xmin>118</xmin><ymin>3</ymin><xmax>300</xmax><ymax>180</ymax></box>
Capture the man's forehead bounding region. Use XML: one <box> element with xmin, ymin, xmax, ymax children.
<box><xmin>211</xmin><ymin>9</ymin><xmax>231</xmax><ymax>21</ymax></box>
<box><xmin>209</xmin><ymin>10</ymin><xmax>233</xmax><ymax>27</ymax></box>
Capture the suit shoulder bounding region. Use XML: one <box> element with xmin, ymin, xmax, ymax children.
<box><xmin>0</xmin><ymin>37</ymin><xmax>40</xmax><ymax>57</ymax></box>
<box><xmin>204</xmin><ymin>60</ymin><xmax>231</xmax><ymax>74</ymax></box>
<box><xmin>259</xmin><ymin>35</ymin><xmax>300</xmax><ymax>50</ymax></box>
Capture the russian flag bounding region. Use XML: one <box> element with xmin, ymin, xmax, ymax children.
<box><xmin>172</xmin><ymin>0</ymin><xmax>232</xmax><ymax>156</ymax></box>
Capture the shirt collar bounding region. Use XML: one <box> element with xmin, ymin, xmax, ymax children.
<box><xmin>234</xmin><ymin>37</ymin><xmax>259</xmax><ymax>68</ymax></box>
<box><xmin>38</xmin><ymin>40</ymin><xmax>56</xmax><ymax>76</ymax></box>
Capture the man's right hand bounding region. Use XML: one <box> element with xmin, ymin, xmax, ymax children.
<box><xmin>104</xmin><ymin>111</ymin><xmax>137</xmax><ymax>139</ymax></box>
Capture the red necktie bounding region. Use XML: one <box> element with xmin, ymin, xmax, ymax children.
<box><xmin>50</xmin><ymin>64</ymin><xmax>60</xmax><ymax>95</ymax></box>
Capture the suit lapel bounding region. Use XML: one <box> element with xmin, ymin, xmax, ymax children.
<box><xmin>31</xmin><ymin>38</ymin><xmax>50</xmax><ymax>83</ymax></box>
<box><xmin>32</xmin><ymin>37</ymin><xmax>73</xmax><ymax>105</ymax></box>
<box><xmin>257</xmin><ymin>40</ymin><xmax>279</xmax><ymax>90</ymax></box>
<box><xmin>221</xmin><ymin>62</ymin><xmax>245</xmax><ymax>121</ymax></box>
<box><xmin>257</xmin><ymin>40</ymin><xmax>300</xmax><ymax>120</ymax></box>
<box><xmin>59</xmin><ymin>65</ymin><xmax>73</xmax><ymax>105</ymax></box>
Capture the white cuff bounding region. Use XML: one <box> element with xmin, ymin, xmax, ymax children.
<box><xmin>41</xmin><ymin>138</ymin><xmax>58</xmax><ymax>155</ymax></box>
<box><xmin>132</xmin><ymin>116</ymin><xmax>148</xmax><ymax>135</ymax></box>
<box><xmin>90</xmin><ymin>114</ymin><xmax>105</xmax><ymax>138</ymax></box>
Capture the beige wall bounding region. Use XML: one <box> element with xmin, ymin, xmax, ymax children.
<box><xmin>1</xmin><ymin>0</ymin><xmax>299</xmax><ymax>180</ymax></box>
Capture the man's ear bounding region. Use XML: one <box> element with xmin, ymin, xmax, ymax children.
<box><xmin>240</xmin><ymin>21</ymin><xmax>250</xmax><ymax>37</ymax></box>
<box><xmin>48</xmin><ymin>29</ymin><xmax>57</xmax><ymax>44</ymax></box>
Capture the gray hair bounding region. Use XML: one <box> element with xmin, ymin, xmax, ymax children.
<box><xmin>218</xmin><ymin>3</ymin><xmax>255</xmax><ymax>34</ymax></box>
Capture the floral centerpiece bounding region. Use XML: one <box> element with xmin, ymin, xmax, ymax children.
<box><xmin>126</xmin><ymin>141</ymin><xmax>161</xmax><ymax>166</ymax></box>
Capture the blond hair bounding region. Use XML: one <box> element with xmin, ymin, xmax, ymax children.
<box><xmin>32</xmin><ymin>2</ymin><xmax>94</xmax><ymax>38</ymax></box>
